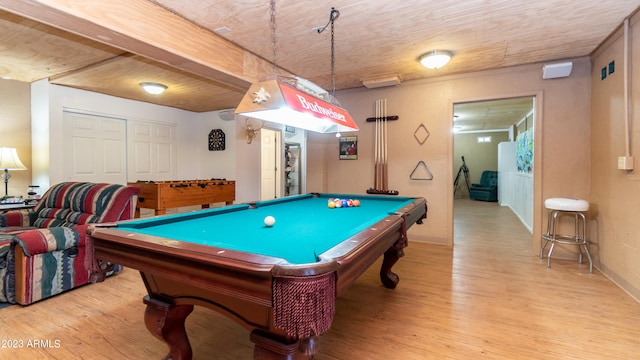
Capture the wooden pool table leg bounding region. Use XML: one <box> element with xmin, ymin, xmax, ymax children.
<box><xmin>250</xmin><ymin>331</ymin><xmax>310</xmax><ymax>359</ymax></box>
<box><xmin>143</xmin><ymin>296</ymin><xmax>194</xmax><ymax>360</ymax></box>
<box><xmin>380</xmin><ymin>246</ymin><xmax>404</xmax><ymax>289</ymax></box>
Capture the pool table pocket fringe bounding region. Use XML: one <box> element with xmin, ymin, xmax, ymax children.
<box><xmin>272</xmin><ymin>272</ymin><xmax>336</xmax><ymax>338</ymax></box>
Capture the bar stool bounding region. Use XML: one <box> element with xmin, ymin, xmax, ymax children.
<box><xmin>540</xmin><ymin>198</ymin><xmax>592</xmax><ymax>272</ymax></box>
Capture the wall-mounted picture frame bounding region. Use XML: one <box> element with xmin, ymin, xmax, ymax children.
<box><xmin>339</xmin><ymin>136</ymin><xmax>358</xmax><ymax>160</ymax></box>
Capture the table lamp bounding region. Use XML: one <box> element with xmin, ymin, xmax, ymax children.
<box><xmin>0</xmin><ymin>147</ymin><xmax>27</xmax><ymax>197</ymax></box>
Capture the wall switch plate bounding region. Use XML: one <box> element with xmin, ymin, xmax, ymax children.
<box><xmin>618</xmin><ymin>156</ymin><xmax>634</xmax><ymax>170</ymax></box>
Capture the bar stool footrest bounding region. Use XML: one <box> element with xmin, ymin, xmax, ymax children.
<box><xmin>541</xmin><ymin>234</ymin><xmax>587</xmax><ymax>245</ymax></box>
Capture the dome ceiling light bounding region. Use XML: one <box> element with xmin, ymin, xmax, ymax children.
<box><xmin>140</xmin><ymin>82</ymin><xmax>167</xmax><ymax>95</ymax></box>
<box><xmin>418</xmin><ymin>50</ymin><xmax>454</xmax><ymax>69</ymax></box>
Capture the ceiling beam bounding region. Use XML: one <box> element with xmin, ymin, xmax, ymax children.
<box><xmin>0</xmin><ymin>0</ymin><xmax>277</xmax><ymax>91</ymax></box>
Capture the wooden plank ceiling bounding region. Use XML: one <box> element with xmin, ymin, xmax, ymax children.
<box><xmin>0</xmin><ymin>0</ymin><xmax>638</xmax><ymax>130</ymax></box>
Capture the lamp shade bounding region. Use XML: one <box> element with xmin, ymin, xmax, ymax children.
<box><xmin>235</xmin><ymin>78</ymin><xmax>359</xmax><ymax>134</ymax></box>
<box><xmin>0</xmin><ymin>147</ymin><xmax>26</xmax><ymax>170</ymax></box>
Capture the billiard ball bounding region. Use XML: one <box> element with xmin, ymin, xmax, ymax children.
<box><xmin>353</xmin><ymin>199</ymin><xmax>360</xmax><ymax>207</ymax></box>
<box><xmin>347</xmin><ymin>199</ymin><xmax>354</xmax><ymax>207</ymax></box>
<box><xmin>264</xmin><ymin>216</ymin><xmax>276</xmax><ymax>227</ymax></box>
<box><xmin>341</xmin><ymin>200</ymin><xmax>348</xmax><ymax>208</ymax></box>
<box><xmin>334</xmin><ymin>200</ymin><xmax>342</xmax><ymax>208</ymax></box>
<box><xmin>328</xmin><ymin>201</ymin><xmax>335</xmax><ymax>209</ymax></box>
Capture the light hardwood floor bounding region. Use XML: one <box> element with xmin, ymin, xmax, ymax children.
<box><xmin>1</xmin><ymin>199</ymin><xmax>640</xmax><ymax>359</ymax></box>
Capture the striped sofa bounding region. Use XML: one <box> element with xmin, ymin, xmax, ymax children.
<box><xmin>0</xmin><ymin>182</ymin><xmax>139</xmax><ymax>305</ymax></box>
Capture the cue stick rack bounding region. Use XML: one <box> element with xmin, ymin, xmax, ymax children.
<box><xmin>366</xmin><ymin>98</ymin><xmax>400</xmax><ymax>195</ymax></box>
<box><xmin>365</xmin><ymin>115</ymin><xmax>399</xmax><ymax>122</ymax></box>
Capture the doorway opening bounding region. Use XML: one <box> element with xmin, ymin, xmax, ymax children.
<box><xmin>453</xmin><ymin>96</ymin><xmax>536</xmax><ymax>239</ymax></box>
<box><xmin>260</xmin><ymin>127</ymin><xmax>307</xmax><ymax>200</ymax></box>
<box><xmin>285</xmin><ymin>142</ymin><xmax>301</xmax><ymax>196</ymax></box>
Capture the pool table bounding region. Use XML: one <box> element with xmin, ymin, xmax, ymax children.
<box><xmin>88</xmin><ymin>193</ymin><xmax>427</xmax><ymax>360</ymax></box>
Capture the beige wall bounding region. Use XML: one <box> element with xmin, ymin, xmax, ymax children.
<box><xmin>0</xmin><ymin>80</ymin><xmax>31</xmax><ymax>197</ymax></box>
<box><xmin>454</xmin><ymin>131</ymin><xmax>510</xmax><ymax>188</ymax></box>
<box><xmin>590</xmin><ymin>14</ymin><xmax>640</xmax><ymax>299</ymax></box>
<box><xmin>310</xmin><ymin>57</ymin><xmax>591</xmax><ymax>249</ymax></box>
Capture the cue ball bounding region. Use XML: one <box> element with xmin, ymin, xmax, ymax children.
<box><xmin>264</xmin><ymin>216</ymin><xmax>276</xmax><ymax>227</ymax></box>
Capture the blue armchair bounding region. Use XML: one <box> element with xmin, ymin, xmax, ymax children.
<box><xmin>469</xmin><ymin>171</ymin><xmax>498</xmax><ymax>202</ymax></box>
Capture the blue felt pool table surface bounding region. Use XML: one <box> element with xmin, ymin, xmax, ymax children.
<box><xmin>116</xmin><ymin>193</ymin><xmax>417</xmax><ymax>264</ymax></box>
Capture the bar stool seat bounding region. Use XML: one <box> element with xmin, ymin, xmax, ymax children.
<box><xmin>540</xmin><ymin>198</ymin><xmax>592</xmax><ymax>272</ymax></box>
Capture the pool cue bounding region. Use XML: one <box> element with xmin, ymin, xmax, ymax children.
<box><xmin>383</xmin><ymin>99</ymin><xmax>388</xmax><ymax>191</ymax></box>
<box><xmin>377</xmin><ymin>99</ymin><xmax>384</xmax><ymax>190</ymax></box>
<box><xmin>374</xmin><ymin>100</ymin><xmax>377</xmax><ymax>190</ymax></box>
<box><xmin>378</xmin><ymin>98</ymin><xmax>383</xmax><ymax>191</ymax></box>
<box><xmin>381</xmin><ymin>99</ymin><xmax>386</xmax><ymax>190</ymax></box>
<box><xmin>375</xmin><ymin>99</ymin><xmax>381</xmax><ymax>190</ymax></box>
<box><xmin>378</xmin><ymin>99</ymin><xmax>381</xmax><ymax>189</ymax></box>
<box><xmin>380</xmin><ymin>99</ymin><xmax>384</xmax><ymax>189</ymax></box>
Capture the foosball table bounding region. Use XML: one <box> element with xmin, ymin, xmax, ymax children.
<box><xmin>128</xmin><ymin>179</ymin><xmax>235</xmax><ymax>217</ymax></box>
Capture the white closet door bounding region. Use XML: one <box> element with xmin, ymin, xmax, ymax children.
<box><xmin>63</xmin><ymin>111</ymin><xmax>127</xmax><ymax>184</ymax></box>
<box><xmin>127</xmin><ymin>120</ymin><xmax>177</xmax><ymax>182</ymax></box>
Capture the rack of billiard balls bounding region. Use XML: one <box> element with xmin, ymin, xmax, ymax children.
<box><xmin>328</xmin><ymin>198</ymin><xmax>361</xmax><ymax>209</ymax></box>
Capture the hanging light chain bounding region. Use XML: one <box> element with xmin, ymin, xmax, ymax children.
<box><xmin>317</xmin><ymin>8</ymin><xmax>340</xmax><ymax>98</ymax></box>
<box><xmin>270</xmin><ymin>0</ymin><xmax>277</xmax><ymax>75</ymax></box>
<box><xmin>330</xmin><ymin>9</ymin><xmax>336</xmax><ymax>97</ymax></box>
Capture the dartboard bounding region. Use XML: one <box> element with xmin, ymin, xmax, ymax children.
<box><xmin>208</xmin><ymin>129</ymin><xmax>225</xmax><ymax>151</ymax></box>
